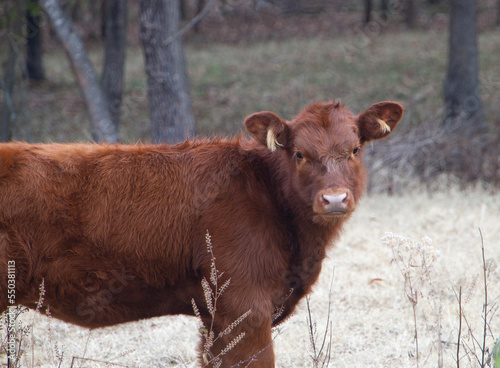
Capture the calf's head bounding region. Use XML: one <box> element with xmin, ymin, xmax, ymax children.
<box><xmin>245</xmin><ymin>101</ymin><xmax>403</xmax><ymax>223</ymax></box>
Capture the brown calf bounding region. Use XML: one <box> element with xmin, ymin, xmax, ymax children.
<box><xmin>0</xmin><ymin>101</ymin><xmax>403</xmax><ymax>367</ymax></box>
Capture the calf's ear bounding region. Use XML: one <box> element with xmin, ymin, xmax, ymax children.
<box><xmin>357</xmin><ymin>101</ymin><xmax>403</xmax><ymax>142</ymax></box>
<box><xmin>244</xmin><ymin>111</ymin><xmax>290</xmax><ymax>152</ymax></box>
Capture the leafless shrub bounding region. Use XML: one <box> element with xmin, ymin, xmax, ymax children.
<box><xmin>366</xmin><ymin>121</ymin><xmax>500</xmax><ymax>193</ymax></box>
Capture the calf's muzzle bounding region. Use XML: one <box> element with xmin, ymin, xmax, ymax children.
<box><xmin>314</xmin><ymin>189</ymin><xmax>353</xmax><ymax>215</ymax></box>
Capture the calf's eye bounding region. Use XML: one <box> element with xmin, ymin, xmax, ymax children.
<box><xmin>296</xmin><ymin>152</ymin><xmax>304</xmax><ymax>160</ymax></box>
<box><xmin>352</xmin><ymin>147</ymin><xmax>359</xmax><ymax>155</ymax></box>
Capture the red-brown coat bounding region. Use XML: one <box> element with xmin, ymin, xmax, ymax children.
<box><xmin>0</xmin><ymin>101</ymin><xmax>403</xmax><ymax>367</ymax></box>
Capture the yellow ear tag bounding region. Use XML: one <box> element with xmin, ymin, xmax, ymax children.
<box><xmin>266</xmin><ymin>129</ymin><xmax>283</xmax><ymax>152</ymax></box>
<box><xmin>376</xmin><ymin>118</ymin><xmax>391</xmax><ymax>134</ymax></box>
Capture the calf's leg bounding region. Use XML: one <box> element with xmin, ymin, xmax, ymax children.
<box><xmin>197</xmin><ymin>308</ymin><xmax>275</xmax><ymax>367</ymax></box>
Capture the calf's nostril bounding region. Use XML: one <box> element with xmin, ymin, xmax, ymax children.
<box><xmin>321</xmin><ymin>194</ymin><xmax>331</xmax><ymax>205</ymax></box>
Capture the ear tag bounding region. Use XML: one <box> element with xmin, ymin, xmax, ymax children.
<box><xmin>266</xmin><ymin>129</ymin><xmax>283</xmax><ymax>152</ymax></box>
<box><xmin>376</xmin><ymin>118</ymin><xmax>391</xmax><ymax>134</ymax></box>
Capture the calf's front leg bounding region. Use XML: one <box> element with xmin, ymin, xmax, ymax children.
<box><xmin>197</xmin><ymin>305</ymin><xmax>275</xmax><ymax>368</ymax></box>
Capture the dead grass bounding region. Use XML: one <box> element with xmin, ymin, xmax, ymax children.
<box><xmin>2</xmin><ymin>185</ymin><xmax>499</xmax><ymax>367</ymax></box>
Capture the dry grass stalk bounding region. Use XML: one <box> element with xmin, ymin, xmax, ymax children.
<box><xmin>2</xmin><ymin>306</ymin><xmax>30</xmax><ymax>368</ymax></box>
<box><xmin>306</xmin><ymin>297</ymin><xmax>332</xmax><ymax>368</ymax></box>
<box><xmin>31</xmin><ymin>279</ymin><xmax>48</xmax><ymax>367</ymax></box>
<box><xmin>271</xmin><ymin>287</ymin><xmax>294</xmax><ymax>323</ymax></box>
<box><xmin>191</xmin><ymin>230</ymin><xmax>251</xmax><ymax>367</ymax></box>
<box><xmin>480</xmin><ymin>230</ymin><xmax>489</xmax><ymax>368</ymax></box>
<box><xmin>1</xmin><ymin>279</ymin><xmax>68</xmax><ymax>368</ymax></box>
<box><xmin>455</xmin><ymin>230</ymin><xmax>499</xmax><ymax>368</ymax></box>
<box><xmin>383</xmin><ymin>233</ymin><xmax>440</xmax><ymax>367</ymax></box>
<box><xmin>219</xmin><ymin>310</ymin><xmax>252</xmax><ymax>338</ymax></box>
<box><xmin>306</xmin><ymin>270</ymin><xmax>334</xmax><ymax>368</ymax></box>
<box><xmin>457</xmin><ymin>286</ymin><xmax>463</xmax><ymax>368</ymax></box>
<box><xmin>385</xmin><ymin>231</ymin><xmax>499</xmax><ymax>368</ymax></box>
<box><xmin>43</xmin><ymin>305</ymin><xmax>64</xmax><ymax>368</ymax></box>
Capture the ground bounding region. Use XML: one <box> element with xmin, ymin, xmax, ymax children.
<box><xmin>5</xmin><ymin>185</ymin><xmax>499</xmax><ymax>368</ymax></box>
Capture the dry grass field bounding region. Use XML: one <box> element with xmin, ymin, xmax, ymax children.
<box><xmin>3</xmin><ymin>185</ymin><xmax>499</xmax><ymax>368</ymax></box>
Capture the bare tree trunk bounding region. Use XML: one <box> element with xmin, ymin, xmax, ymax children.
<box><xmin>1</xmin><ymin>2</ymin><xmax>24</xmax><ymax>141</ymax></box>
<box><xmin>497</xmin><ymin>0</ymin><xmax>500</xmax><ymax>26</ymax></box>
<box><xmin>283</xmin><ymin>0</ymin><xmax>301</xmax><ymax>14</ymax></box>
<box><xmin>140</xmin><ymin>0</ymin><xmax>196</xmax><ymax>144</ymax></box>
<box><xmin>405</xmin><ymin>0</ymin><xmax>416</xmax><ymax>28</ymax></box>
<box><xmin>380</xmin><ymin>0</ymin><xmax>389</xmax><ymax>20</ymax></box>
<box><xmin>26</xmin><ymin>0</ymin><xmax>45</xmax><ymax>81</ymax></box>
<box><xmin>1</xmin><ymin>40</ymin><xmax>17</xmax><ymax>142</ymax></box>
<box><xmin>40</xmin><ymin>0</ymin><xmax>119</xmax><ymax>143</ymax></box>
<box><xmin>443</xmin><ymin>0</ymin><xmax>486</xmax><ymax>134</ymax></box>
<box><xmin>179</xmin><ymin>0</ymin><xmax>188</xmax><ymax>21</ymax></box>
<box><xmin>101</xmin><ymin>0</ymin><xmax>128</xmax><ymax>130</ymax></box>
<box><xmin>194</xmin><ymin>0</ymin><xmax>205</xmax><ymax>33</ymax></box>
<box><xmin>100</xmin><ymin>0</ymin><xmax>107</xmax><ymax>39</ymax></box>
<box><xmin>364</xmin><ymin>0</ymin><xmax>372</xmax><ymax>24</ymax></box>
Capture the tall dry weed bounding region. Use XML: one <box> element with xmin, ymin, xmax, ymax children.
<box><xmin>383</xmin><ymin>231</ymin><xmax>499</xmax><ymax>368</ymax></box>
<box><xmin>383</xmin><ymin>232</ymin><xmax>441</xmax><ymax>367</ymax></box>
<box><xmin>191</xmin><ymin>230</ymin><xmax>251</xmax><ymax>367</ymax></box>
